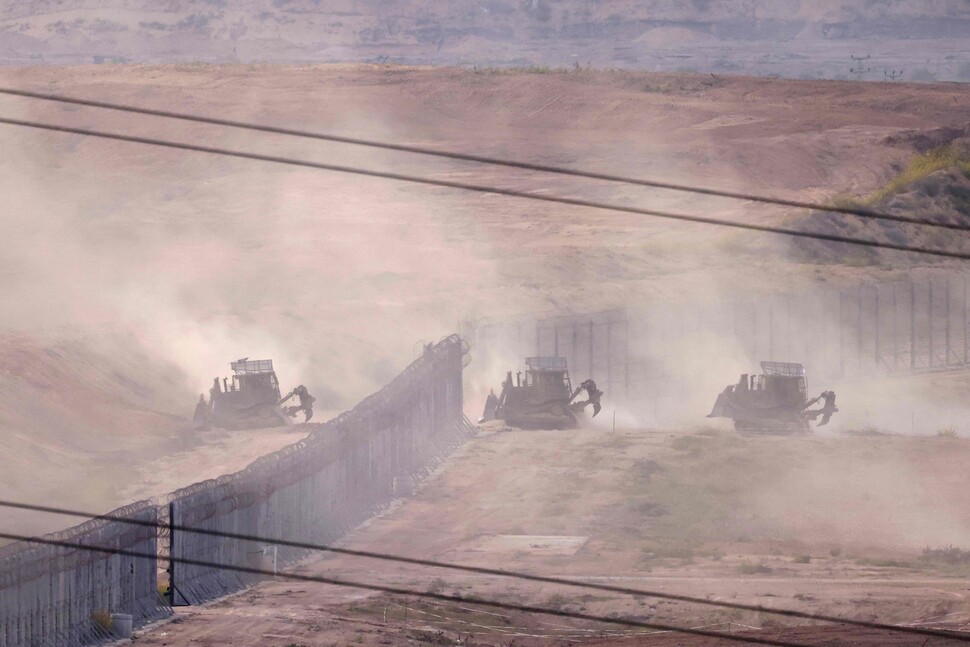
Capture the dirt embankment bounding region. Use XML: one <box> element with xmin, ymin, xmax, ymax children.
<box><xmin>792</xmin><ymin>127</ymin><xmax>970</xmax><ymax>264</ymax></box>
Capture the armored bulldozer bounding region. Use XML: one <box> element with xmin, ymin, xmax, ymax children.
<box><xmin>192</xmin><ymin>359</ymin><xmax>315</xmax><ymax>430</ymax></box>
<box><xmin>479</xmin><ymin>356</ymin><xmax>602</xmax><ymax>430</ymax></box>
<box><xmin>708</xmin><ymin>361</ymin><xmax>837</xmax><ymax>434</ymax></box>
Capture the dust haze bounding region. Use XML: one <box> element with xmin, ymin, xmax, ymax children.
<box><xmin>1</xmin><ymin>46</ymin><xmax>970</xmax><ymax>644</ymax></box>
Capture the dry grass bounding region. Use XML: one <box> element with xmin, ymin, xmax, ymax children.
<box><xmin>921</xmin><ymin>545</ymin><xmax>970</xmax><ymax>565</ymax></box>
<box><xmin>738</xmin><ymin>561</ymin><xmax>773</xmax><ymax>575</ymax></box>
<box><xmin>868</xmin><ymin>143</ymin><xmax>970</xmax><ymax>204</ymax></box>
<box><xmin>91</xmin><ymin>609</ymin><xmax>112</xmax><ymax>631</ymax></box>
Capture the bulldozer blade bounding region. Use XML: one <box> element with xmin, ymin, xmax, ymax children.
<box><xmin>708</xmin><ymin>392</ymin><xmax>730</xmax><ymax>418</ymax></box>
<box><xmin>592</xmin><ymin>401</ymin><xmax>601</xmax><ymax>417</ymax></box>
<box><xmin>479</xmin><ymin>392</ymin><xmax>499</xmax><ymax>423</ymax></box>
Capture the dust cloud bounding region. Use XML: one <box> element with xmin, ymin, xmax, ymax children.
<box><xmin>0</xmin><ymin>93</ymin><xmax>499</xmax><ymax>409</ymax></box>
<box><xmin>2</xmin><ymin>65</ymin><xmax>969</xmax><ymax>570</ymax></box>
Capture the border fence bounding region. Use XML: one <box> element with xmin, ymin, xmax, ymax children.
<box><xmin>0</xmin><ymin>502</ymin><xmax>166</xmax><ymax>647</ymax></box>
<box><xmin>0</xmin><ymin>334</ymin><xmax>470</xmax><ymax>647</ymax></box>
<box><xmin>468</xmin><ymin>273</ymin><xmax>970</xmax><ymax>420</ymax></box>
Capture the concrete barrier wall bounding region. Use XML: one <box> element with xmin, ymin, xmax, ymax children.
<box><xmin>168</xmin><ymin>334</ymin><xmax>469</xmax><ymax>605</ymax></box>
<box><xmin>0</xmin><ymin>502</ymin><xmax>168</xmax><ymax>647</ymax></box>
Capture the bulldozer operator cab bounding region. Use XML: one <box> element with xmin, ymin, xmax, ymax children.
<box><xmin>213</xmin><ymin>359</ymin><xmax>282</xmax><ymax>412</ymax></box>
<box><xmin>508</xmin><ymin>356</ymin><xmax>572</xmax><ymax>402</ymax></box>
<box><xmin>756</xmin><ymin>361</ymin><xmax>807</xmax><ymax>405</ymax></box>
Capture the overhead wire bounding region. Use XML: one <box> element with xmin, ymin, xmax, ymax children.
<box><xmin>0</xmin><ymin>86</ymin><xmax>964</xmax><ymax>231</ymax></box>
<box><xmin>3</xmin><ymin>499</ymin><xmax>969</xmax><ymax>643</ymax></box>
<box><xmin>0</xmin><ymin>530</ymin><xmax>809</xmax><ymax>647</ymax></box>
<box><xmin>1</xmin><ymin>92</ymin><xmax>968</xmax><ymax>642</ymax></box>
<box><xmin>1</xmin><ymin>116</ymin><xmax>969</xmax><ymax>261</ymax></box>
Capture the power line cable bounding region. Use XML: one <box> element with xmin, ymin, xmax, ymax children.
<box><xmin>1</xmin><ymin>116</ymin><xmax>968</xmax><ymax>261</ymax></box>
<box><xmin>3</xmin><ymin>499</ymin><xmax>968</xmax><ymax>643</ymax></box>
<box><xmin>0</xmin><ymin>86</ymin><xmax>962</xmax><ymax>232</ymax></box>
<box><xmin>0</xmin><ymin>531</ymin><xmax>808</xmax><ymax>647</ymax></box>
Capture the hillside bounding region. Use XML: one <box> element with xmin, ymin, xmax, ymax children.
<box><xmin>1</xmin><ymin>1</ymin><xmax>968</xmax><ymax>81</ymax></box>
<box><xmin>792</xmin><ymin>132</ymin><xmax>970</xmax><ymax>264</ymax></box>
<box><xmin>0</xmin><ymin>330</ymin><xmax>309</xmax><ymax>539</ymax></box>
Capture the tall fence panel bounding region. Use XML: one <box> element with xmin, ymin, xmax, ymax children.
<box><xmin>168</xmin><ymin>335</ymin><xmax>469</xmax><ymax>605</ymax></box>
<box><xmin>0</xmin><ymin>502</ymin><xmax>167</xmax><ymax>647</ymax></box>
<box><xmin>469</xmin><ymin>273</ymin><xmax>970</xmax><ymax>422</ymax></box>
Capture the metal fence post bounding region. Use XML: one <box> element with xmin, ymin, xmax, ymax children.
<box><xmin>623</xmin><ymin>313</ymin><xmax>630</xmax><ymax>398</ymax></box>
<box><xmin>571</xmin><ymin>323</ymin><xmax>578</xmax><ymax>373</ymax></box>
<box><xmin>929</xmin><ymin>279</ymin><xmax>934</xmax><ymax>369</ymax></box>
<box><xmin>857</xmin><ymin>284</ymin><xmax>863</xmax><ymax>372</ymax></box>
<box><xmin>751</xmin><ymin>301</ymin><xmax>758</xmax><ymax>361</ymax></box>
<box><xmin>910</xmin><ymin>282</ymin><xmax>916</xmax><ymax>371</ymax></box>
<box><xmin>606</xmin><ymin>319</ymin><xmax>613</xmax><ymax>393</ymax></box>
<box><xmin>786</xmin><ymin>295</ymin><xmax>793</xmax><ymax>359</ymax></box>
<box><xmin>946</xmin><ymin>277</ymin><xmax>951</xmax><ymax>367</ymax></box>
<box><xmin>839</xmin><ymin>292</ymin><xmax>845</xmax><ymax>378</ymax></box>
<box><xmin>873</xmin><ymin>283</ymin><xmax>882</xmax><ymax>371</ymax></box>
<box><xmin>892</xmin><ymin>283</ymin><xmax>898</xmax><ymax>371</ymax></box>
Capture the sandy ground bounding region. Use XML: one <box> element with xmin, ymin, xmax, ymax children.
<box><xmin>132</xmin><ymin>418</ymin><xmax>970</xmax><ymax>646</ymax></box>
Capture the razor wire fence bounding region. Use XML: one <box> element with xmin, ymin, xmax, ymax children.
<box><xmin>0</xmin><ymin>501</ymin><xmax>167</xmax><ymax>647</ymax></box>
<box><xmin>0</xmin><ymin>334</ymin><xmax>471</xmax><ymax>646</ymax></box>
<box><xmin>166</xmin><ymin>334</ymin><xmax>470</xmax><ymax>606</ymax></box>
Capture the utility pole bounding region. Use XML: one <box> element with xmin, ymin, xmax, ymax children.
<box><xmin>768</xmin><ymin>299</ymin><xmax>774</xmax><ymax>360</ymax></box>
<box><xmin>850</xmin><ymin>54</ymin><xmax>871</xmax><ymax>80</ymax></box>
<box><xmin>839</xmin><ymin>292</ymin><xmax>845</xmax><ymax>378</ymax></box>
